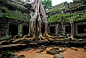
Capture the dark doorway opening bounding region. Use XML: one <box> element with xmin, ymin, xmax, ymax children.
<box><xmin>23</xmin><ymin>26</ymin><xmax>29</xmax><ymax>36</ymax></box>
<box><xmin>50</xmin><ymin>26</ymin><xmax>55</xmax><ymax>33</ymax></box>
<box><xmin>41</xmin><ymin>24</ymin><xmax>45</xmax><ymax>35</ymax></box>
<box><xmin>78</xmin><ymin>24</ymin><xmax>86</xmax><ymax>33</ymax></box>
<box><xmin>9</xmin><ymin>24</ymin><xmax>18</xmax><ymax>35</ymax></box>
<box><xmin>65</xmin><ymin>26</ymin><xmax>71</xmax><ymax>34</ymax></box>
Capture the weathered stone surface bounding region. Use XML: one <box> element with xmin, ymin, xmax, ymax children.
<box><xmin>40</xmin><ymin>49</ymin><xmax>44</xmax><ymax>52</ymax></box>
<box><xmin>41</xmin><ymin>45</ymin><xmax>46</xmax><ymax>50</ymax></box>
<box><xmin>52</xmin><ymin>47</ymin><xmax>59</xmax><ymax>50</ymax></box>
<box><xmin>54</xmin><ymin>54</ymin><xmax>64</xmax><ymax>58</ymax></box>
<box><xmin>71</xmin><ymin>47</ymin><xmax>78</xmax><ymax>51</ymax></box>
<box><xmin>59</xmin><ymin>48</ymin><xmax>63</xmax><ymax>52</ymax></box>
<box><xmin>59</xmin><ymin>36</ymin><xmax>66</xmax><ymax>38</ymax></box>
<box><xmin>47</xmin><ymin>49</ymin><xmax>60</xmax><ymax>55</ymax></box>
<box><xmin>27</xmin><ymin>48</ymin><xmax>31</xmax><ymax>50</ymax></box>
<box><xmin>64</xmin><ymin>38</ymin><xmax>69</xmax><ymax>40</ymax></box>
<box><xmin>84</xmin><ymin>46</ymin><xmax>86</xmax><ymax>49</ymax></box>
<box><xmin>83</xmin><ymin>49</ymin><xmax>86</xmax><ymax>52</ymax></box>
<box><xmin>0</xmin><ymin>44</ymin><xmax>26</xmax><ymax>48</ymax></box>
<box><xmin>12</xmin><ymin>53</ymin><xmax>15</xmax><ymax>56</ymax></box>
<box><xmin>62</xmin><ymin>47</ymin><xmax>66</xmax><ymax>51</ymax></box>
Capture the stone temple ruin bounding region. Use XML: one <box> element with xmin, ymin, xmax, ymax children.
<box><xmin>0</xmin><ymin>0</ymin><xmax>86</xmax><ymax>58</ymax></box>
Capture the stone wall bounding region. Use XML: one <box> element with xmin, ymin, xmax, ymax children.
<box><xmin>0</xmin><ymin>20</ymin><xmax>29</xmax><ymax>39</ymax></box>
<box><xmin>75</xmin><ymin>21</ymin><xmax>86</xmax><ymax>37</ymax></box>
<box><xmin>48</xmin><ymin>22</ymin><xmax>61</xmax><ymax>35</ymax></box>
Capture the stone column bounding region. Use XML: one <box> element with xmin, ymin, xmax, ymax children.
<box><xmin>70</xmin><ymin>21</ymin><xmax>75</xmax><ymax>40</ymax></box>
<box><xmin>5</xmin><ymin>23</ymin><xmax>8</xmax><ymax>37</ymax></box>
<box><xmin>56</xmin><ymin>24</ymin><xmax>58</xmax><ymax>35</ymax></box>
<box><xmin>18</xmin><ymin>24</ymin><xmax>22</xmax><ymax>37</ymax></box>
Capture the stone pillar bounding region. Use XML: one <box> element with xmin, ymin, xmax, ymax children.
<box><xmin>5</xmin><ymin>23</ymin><xmax>8</xmax><ymax>36</ymax></box>
<box><xmin>56</xmin><ymin>24</ymin><xmax>58</xmax><ymax>35</ymax></box>
<box><xmin>18</xmin><ymin>24</ymin><xmax>22</xmax><ymax>37</ymax></box>
<box><xmin>70</xmin><ymin>21</ymin><xmax>75</xmax><ymax>40</ymax></box>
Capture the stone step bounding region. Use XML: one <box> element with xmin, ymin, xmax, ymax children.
<box><xmin>0</xmin><ymin>44</ymin><xmax>26</xmax><ymax>48</ymax></box>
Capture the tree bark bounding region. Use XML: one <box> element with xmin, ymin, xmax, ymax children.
<box><xmin>22</xmin><ymin>0</ymin><xmax>53</xmax><ymax>40</ymax></box>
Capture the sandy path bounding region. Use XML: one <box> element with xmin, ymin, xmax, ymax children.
<box><xmin>12</xmin><ymin>47</ymin><xmax>86</xmax><ymax>58</ymax></box>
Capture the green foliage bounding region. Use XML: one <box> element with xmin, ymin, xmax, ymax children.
<box><xmin>17</xmin><ymin>56</ymin><xmax>22</xmax><ymax>58</ymax></box>
<box><xmin>4</xmin><ymin>36</ymin><xmax>12</xmax><ymax>40</ymax></box>
<box><xmin>7</xmin><ymin>1</ymin><xmax>27</xmax><ymax>10</ymax></box>
<box><xmin>47</xmin><ymin>9</ymin><xmax>86</xmax><ymax>23</ymax></box>
<box><xmin>73</xmin><ymin>0</ymin><xmax>86</xmax><ymax>5</ymax></box>
<box><xmin>0</xmin><ymin>5</ymin><xmax>8</xmax><ymax>10</ymax></box>
<box><xmin>47</xmin><ymin>1</ymin><xmax>84</xmax><ymax>14</ymax></box>
<box><xmin>0</xmin><ymin>10</ymin><xmax>4</xmax><ymax>17</ymax></box>
<box><xmin>54</xmin><ymin>55</ymin><xmax>57</xmax><ymax>58</ymax></box>
<box><xmin>4</xmin><ymin>10</ymin><xmax>30</xmax><ymax>22</ymax></box>
<box><xmin>42</xmin><ymin>0</ymin><xmax>52</xmax><ymax>11</ymax></box>
<box><xmin>0</xmin><ymin>0</ymin><xmax>27</xmax><ymax>10</ymax></box>
<box><xmin>0</xmin><ymin>5</ymin><xmax>30</xmax><ymax>22</ymax></box>
<box><xmin>48</xmin><ymin>15</ymin><xmax>59</xmax><ymax>23</ymax></box>
<box><xmin>1</xmin><ymin>51</ymin><xmax>12</xmax><ymax>57</ymax></box>
<box><xmin>47</xmin><ymin>2</ymin><xmax>64</xmax><ymax>13</ymax></box>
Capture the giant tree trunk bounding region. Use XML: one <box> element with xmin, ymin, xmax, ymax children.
<box><xmin>23</xmin><ymin>0</ymin><xmax>52</xmax><ymax>40</ymax></box>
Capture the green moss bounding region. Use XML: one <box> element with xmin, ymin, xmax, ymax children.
<box><xmin>8</xmin><ymin>1</ymin><xmax>26</xmax><ymax>9</ymax></box>
<box><xmin>4</xmin><ymin>10</ymin><xmax>30</xmax><ymax>22</ymax></box>
<box><xmin>0</xmin><ymin>5</ymin><xmax>30</xmax><ymax>22</ymax></box>
<box><xmin>0</xmin><ymin>10</ymin><xmax>4</xmax><ymax>17</ymax></box>
<box><xmin>47</xmin><ymin>9</ymin><xmax>86</xmax><ymax>23</ymax></box>
<box><xmin>0</xmin><ymin>36</ymin><xmax>12</xmax><ymax>41</ymax></box>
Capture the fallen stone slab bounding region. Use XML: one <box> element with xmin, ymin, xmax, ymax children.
<box><xmin>58</xmin><ymin>47</ymin><xmax>66</xmax><ymax>52</ymax></box>
<box><xmin>64</xmin><ymin>38</ymin><xmax>69</xmax><ymax>40</ymax></box>
<box><xmin>40</xmin><ymin>49</ymin><xmax>45</xmax><ymax>52</ymax></box>
<box><xmin>58</xmin><ymin>48</ymin><xmax>63</xmax><ymax>52</ymax></box>
<box><xmin>83</xmin><ymin>49</ymin><xmax>86</xmax><ymax>52</ymax></box>
<box><xmin>47</xmin><ymin>49</ymin><xmax>60</xmax><ymax>55</ymax></box>
<box><xmin>59</xmin><ymin>36</ymin><xmax>66</xmax><ymax>38</ymax></box>
<box><xmin>62</xmin><ymin>47</ymin><xmax>66</xmax><ymax>51</ymax></box>
<box><xmin>52</xmin><ymin>47</ymin><xmax>59</xmax><ymax>50</ymax></box>
<box><xmin>54</xmin><ymin>54</ymin><xmax>64</xmax><ymax>58</ymax></box>
<box><xmin>71</xmin><ymin>47</ymin><xmax>78</xmax><ymax>51</ymax></box>
<box><xmin>41</xmin><ymin>45</ymin><xmax>46</xmax><ymax>50</ymax></box>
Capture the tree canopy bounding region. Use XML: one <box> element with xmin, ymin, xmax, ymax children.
<box><xmin>42</xmin><ymin>0</ymin><xmax>52</xmax><ymax>11</ymax></box>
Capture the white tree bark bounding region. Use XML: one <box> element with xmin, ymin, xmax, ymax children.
<box><xmin>23</xmin><ymin>0</ymin><xmax>53</xmax><ymax>40</ymax></box>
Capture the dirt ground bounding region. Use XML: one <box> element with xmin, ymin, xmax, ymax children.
<box><xmin>12</xmin><ymin>47</ymin><xmax>86</xmax><ymax>58</ymax></box>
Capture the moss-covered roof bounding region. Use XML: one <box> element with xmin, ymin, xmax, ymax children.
<box><xmin>0</xmin><ymin>0</ymin><xmax>30</xmax><ymax>22</ymax></box>
<box><xmin>0</xmin><ymin>0</ymin><xmax>27</xmax><ymax>10</ymax></box>
<box><xmin>47</xmin><ymin>1</ymin><xmax>86</xmax><ymax>23</ymax></box>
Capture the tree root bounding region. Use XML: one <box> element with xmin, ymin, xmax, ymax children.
<box><xmin>23</xmin><ymin>34</ymin><xmax>30</xmax><ymax>38</ymax></box>
<box><xmin>38</xmin><ymin>34</ymin><xmax>46</xmax><ymax>41</ymax></box>
<box><xmin>13</xmin><ymin>35</ymin><xmax>19</xmax><ymax>39</ymax></box>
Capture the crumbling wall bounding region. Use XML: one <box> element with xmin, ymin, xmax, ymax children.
<box><xmin>75</xmin><ymin>21</ymin><xmax>86</xmax><ymax>37</ymax></box>
<box><xmin>48</xmin><ymin>22</ymin><xmax>61</xmax><ymax>35</ymax></box>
